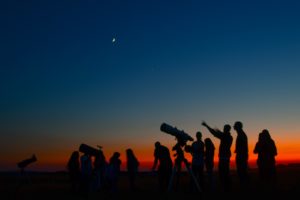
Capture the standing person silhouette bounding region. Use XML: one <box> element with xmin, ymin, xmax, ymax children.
<box><xmin>80</xmin><ymin>152</ymin><xmax>92</xmax><ymax>196</ymax></box>
<box><xmin>106</xmin><ymin>152</ymin><xmax>122</xmax><ymax>193</ymax></box>
<box><xmin>254</xmin><ymin>129</ymin><xmax>277</xmax><ymax>184</ymax></box>
<box><xmin>152</xmin><ymin>141</ymin><xmax>173</xmax><ymax>193</ymax></box>
<box><xmin>93</xmin><ymin>149</ymin><xmax>107</xmax><ymax>191</ymax></box>
<box><xmin>204</xmin><ymin>138</ymin><xmax>215</xmax><ymax>191</ymax></box>
<box><xmin>233</xmin><ymin>121</ymin><xmax>249</xmax><ymax>188</ymax></box>
<box><xmin>126</xmin><ymin>148</ymin><xmax>139</xmax><ymax>191</ymax></box>
<box><xmin>190</xmin><ymin>131</ymin><xmax>205</xmax><ymax>190</ymax></box>
<box><xmin>202</xmin><ymin>121</ymin><xmax>233</xmax><ymax>192</ymax></box>
<box><xmin>67</xmin><ymin>151</ymin><xmax>80</xmax><ymax>193</ymax></box>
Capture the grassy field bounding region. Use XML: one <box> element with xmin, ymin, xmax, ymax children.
<box><xmin>1</xmin><ymin>165</ymin><xmax>300</xmax><ymax>200</ymax></box>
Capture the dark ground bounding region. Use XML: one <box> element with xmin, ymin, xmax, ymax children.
<box><xmin>1</xmin><ymin>165</ymin><xmax>300</xmax><ymax>200</ymax></box>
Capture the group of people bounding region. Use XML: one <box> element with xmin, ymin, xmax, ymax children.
<box><xmin>202</xmin><ymin>121</ymin><xmax>277</xmax><ymax>192</ymax></box>
<box><xmin>66</xmin><ymin>120</ymin><xmax>278</xmax><ymax>195</ymax></box>
<box><xmin>152</xmin><ymin>121</ymin><xmax>278</xmax><ymax>193</ymax></box>
<box><xmin>66</xmin><ymin>148</ymin><xmax>139</xmax><ymax>196</ymax></box>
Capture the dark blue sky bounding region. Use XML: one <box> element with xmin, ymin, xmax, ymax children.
<box><xmin>1</xmin><ymin>0</ymin><xmax>300</xmax><ymax>170</ymax></box>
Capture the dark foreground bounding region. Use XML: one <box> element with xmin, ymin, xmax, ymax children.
<box><xmin>2</xmin><ymin>165</ymin><xmax>300</xmax><ymax>200</ymax></box>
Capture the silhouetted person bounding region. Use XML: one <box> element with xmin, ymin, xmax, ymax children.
<box><xmin>233</xmin><ymin>121</ymin><xmax>249</xmax><ymax>188</ymax></box>
<box><xmin>202</xmin><ymin>121</ymin><xmax>233</xmax><ymax>192</ymax></box>
<box><xmin>190</xmin><ymin>131</ymin><xmax>205</xmax><ymax>190</ymax></box>
<box><xmin>126</xmin><ymin>148</ymin><xmax>139</xmax><ymax>191</ymax></box>
<box><xmin>171</xmin><ymin>142</ymin><xmax>186</xmax><ymax>190</ymax></box>
<box><xmin>67</xmin><ymin>151</ymin><xmax>81</xmax><ymax>193</ymax></box>
<box><xmin>106</xmin><ymin>152</ymin><xmax>122</xmax><ymax>192</ymax></box>
<box><xmin>93</xmin><ymin>149</ymin><xmax>107</xmax><ymax>191</ymax></box>
<box><xmin>254</xmin><ymin>129</ymin><xmax>277</xmax><ymax>184</ymax></box>
<box><xmin>80</xmin><ymin>152</ymin><xmax>92</xmax><ymax>196</ymax></box>
<box><xmin>204</xmin><ymin>138</ymin><xmax>215</xmax><ymax>191</ymax></box>
<box><xmin>152</xmin><ymin>141</ymin><xmax>173</xmax><ymax>192</ymax></box>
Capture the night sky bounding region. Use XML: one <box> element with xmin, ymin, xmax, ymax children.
<box><xmin>1</xmin><ymin>0</ymin><xmax>300</xmax><ymax>171</ymax></box>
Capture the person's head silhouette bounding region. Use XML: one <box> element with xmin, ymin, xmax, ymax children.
<box><xmin>233</xmin><ymin>121</ymin><xmax>243</xmax><ymax>131</ymax></box>
<box><xmin>196</xmin><ymin>131</ymin><xmax>202</xmax><ymax>141</ymax></box>
<box><xmin>113</xmin><ymin>152</ymin><xmax>120</xmax><ymax>158</ymax></box>
<box><xmin>223</xmin><ymin>124</ymin><xmax>231</xmax><ymax>133</ymax></box>
<box><xmin>260</xmin><ymin>129</ymin><xmax>272</xmax><ymax>141</ymax></box>
<box><xmin>126</xmin><ymin>148</ymin><xmax>135</xmax><ymax>158</ymax></box>
<box><xmin>69</xmin><ymin>151</ymin><xmax>79</xmax><ymax>163</ymax></box>
<box><xmin>155</xmin><ymin>141</ymin><xmax>161</xmax><ymax>148</ymax></box>
<box><xmin>204</xmin><ymin>138</ymin><xmax>213</xmax><ymax>147</ymax></box>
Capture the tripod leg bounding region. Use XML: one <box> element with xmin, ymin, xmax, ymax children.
<box><xmin>184</xmin><ymin>160</ymin><xmax>202</xmax><ymax>192</ymax></box>
<box><xmin>25</xmin><ymin>171</ymin><xmax>32</xmax><ymax>185</ymax></box>
<box><xmin>167</xmin><ymin>165</ymin><xmax>177</xmax><ymax>192</ymax></box>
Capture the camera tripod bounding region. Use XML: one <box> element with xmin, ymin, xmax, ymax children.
<box><xmin>167</xmin><ymin>143</ymin><xmax>202</xmax><ymax>192</ymax></box>
<box><xmin>15</xmin><ymin>167</ymin><xmax>33</xmax><ymax>195</ymax></box>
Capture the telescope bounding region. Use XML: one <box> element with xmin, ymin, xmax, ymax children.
<box><xmin>160</xmin><ymin>123</ymin><xmax>194</xmax><ymax>146</ymax></box>
<box><xmin>160</xmin><ymin>123</ymin><xmax>202</xmax><ymax>192</ymax></box>
<box><xmin>79</xmin><ymin>143</ymin><xmax>101</xmax><ymax>156</ymax></box>
<box><xmin>17</xmin><ymin>154</ymin><xmax>37</xmax><ymax>169</ymax></box>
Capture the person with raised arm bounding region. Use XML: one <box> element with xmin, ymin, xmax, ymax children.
<box><xmin>202</xmin><ymin>121</ymin><xmax>233</xmax><ymax>192</ymax></box>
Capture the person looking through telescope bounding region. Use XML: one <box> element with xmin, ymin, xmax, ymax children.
<box><xmin>152</xmin><ymin>141</ymin><xmax>173</xmax><ymax>192</ymax></box>
<box><xmin>80</xmin><ymin>152</ymin><xmax>92</xmax><ymax>196</ymax></box>
<box><xmin>172</xmin><ymin>142</ymin><xmax>187</xmax><ymax>191</ymax></box>
<box><xmin>67</xmin><ymin>151</ymin><xmax>80</xmax><ymax>193</ymax></box>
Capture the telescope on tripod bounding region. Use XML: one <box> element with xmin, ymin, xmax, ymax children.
<box><xmin>16</xmin><ymin>154</ymin><xmax>37</xmax><ymax>188</ymax></box>
<box><xmin>160</xmin><ymin>123</ymin><xmax>202</xmax><ymax>192</ymax></box>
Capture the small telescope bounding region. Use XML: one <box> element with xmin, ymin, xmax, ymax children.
<box><xmin>160</xmin><ymin>123</ymin><xmax>194</xmax><ymax>146</ymax></box>
<box><xmin>17</xmin><ymin>154</ymin><xmax>37</xmax><ymax>169</ymax></box>
<box><xmin>79</xmin><ymin>143</ymin><xmax>101</xmax><ymax>156</ymax></box>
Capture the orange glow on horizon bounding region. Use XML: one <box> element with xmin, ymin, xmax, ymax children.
<box><xmin>2</xmin><ymin>154</ymin><xmax>300</xmax><ymax>172</ymax></box>
<box><xmin>1</xmin><ymin>138</ymin><xmax>300</xmax><ymax>172</ymax></box>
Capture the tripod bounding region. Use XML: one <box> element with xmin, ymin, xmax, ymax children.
<box><xmin>167</xmin><ymin>142</ymin><xmax>202</xmax><ymax>192</ymax></box>
<box><xmin>17</xmin><ymin>168</ymin><xmax>33</xmax><ymax>186</ymax></box>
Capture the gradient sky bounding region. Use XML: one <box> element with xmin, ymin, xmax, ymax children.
<box><xmin>1</xmin><ymin>0</ymin><xmax>300</xmax><ymax>171</ymax></box>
